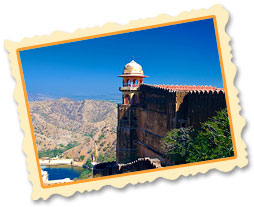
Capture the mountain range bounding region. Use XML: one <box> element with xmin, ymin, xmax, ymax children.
<box><xmin>28</xmin><ymin>92</ymin><xmax>122</xmax><ymax>104</ymax></box>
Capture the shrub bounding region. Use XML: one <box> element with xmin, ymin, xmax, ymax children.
<box><xmin>98</xmin><ymin>133</ymin><xmax>105</xmax><ymax>141</ymax></box>
<box><xmin>77</xmin><ymin>168</ymin><xmax>92</xmax><ymax>180</ymax></box>
<box><xmin>85</xmin><ymin>158</ymin><xmax>93</xmax><ymax>168</ymax></box>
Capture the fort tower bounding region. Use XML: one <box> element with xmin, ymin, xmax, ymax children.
<box><xmin>116</xmin><ymin>60</ymin><xmax>226</xmax><ymax>166</ymax></box>
<box><xmin>116</xmin><ymin>59</ymin><xmax>147</xmax><ymax>164</ymax></box>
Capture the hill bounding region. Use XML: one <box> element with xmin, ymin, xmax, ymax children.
<box><xmin>29</xmin><ymin>98</ymin><xmax>117</xmax><ymax>162</ymax></box>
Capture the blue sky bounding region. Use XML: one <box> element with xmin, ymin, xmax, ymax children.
<box><xmin>19</xmin><ymin>18</ymin><xmax>223</xmax><ymax>100</ymax></box>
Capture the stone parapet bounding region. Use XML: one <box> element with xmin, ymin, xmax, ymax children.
<box><xmin>93</xmin><ymin>157</ymin><xmax>161</xmax><ymax>177</ymax></box>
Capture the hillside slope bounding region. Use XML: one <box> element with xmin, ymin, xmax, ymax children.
<box><xmin>29</xmin><ymin>98</ymin><xmax>117</xmax><ymax>162</ymax></box>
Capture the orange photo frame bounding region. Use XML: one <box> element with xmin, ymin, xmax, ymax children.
<box><xmin>5</xmin><ymin>5</ymin><xmax>247</xmax><ymax>200</ymax></box>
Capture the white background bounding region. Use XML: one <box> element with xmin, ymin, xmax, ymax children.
<box><xmin>0</xmin><ymin>0</ymin><xmax>253</xmax><ymax>205</ymax></box>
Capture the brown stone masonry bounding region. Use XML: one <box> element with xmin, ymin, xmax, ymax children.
<box><xmin>117</xmin><ymin>84</ymin><xmax>226</xmax><ymax>166</ymax></box>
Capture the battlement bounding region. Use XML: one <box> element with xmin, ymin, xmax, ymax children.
<box><xmin>146</xmin><ymin>83</ymin><xmax>224</xmax><ymax>93</ymax></box>
<box><xmin>93</xmin><ymin>157</ymin><xmax>161</xmax><ymax>177</ymax></box>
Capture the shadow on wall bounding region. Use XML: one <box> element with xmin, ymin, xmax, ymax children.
<box><xmin>176</xmin><ymin>90</ymin><xmax>226</xmax><ymax>128</ymax></box>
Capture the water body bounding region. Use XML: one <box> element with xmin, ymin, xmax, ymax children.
<box><xmin>41</xmin><ymin>165</ymin><xmax>85</xmax><ymax>180</ymax></box>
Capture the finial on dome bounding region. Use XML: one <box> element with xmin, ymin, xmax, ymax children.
<box><xmin>132</xmin><ymin>56</ymin><xmax>134</xmax><ymax>61</ymax></box>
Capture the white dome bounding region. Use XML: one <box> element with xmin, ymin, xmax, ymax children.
<box><xmin>123</xmin><ymin>60</ymin><xmax>143</xmax><ymax>75</ymax></box>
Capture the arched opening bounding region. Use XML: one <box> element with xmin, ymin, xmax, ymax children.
<box><xmin>123</xmin><ymin>79</ymin><xmax>126</xmax><ymax>86</ymax></box>
<box><xmin>132</xmin><ymin>94</ymin><xmax>138</xmax><ymax>105</ymax></box>
<box><xmin>124</xmin><ymin>94</ymin><xmax>130</xmax><ymax>105</ymax></box>
<box><xmin>133</xmin><ymin>79</ymin><xmax>137</xmax><ymax>87</ymax></box>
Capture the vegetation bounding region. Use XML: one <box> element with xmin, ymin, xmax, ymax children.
<box><xmin>162</xmin><ymin>127</ymin><xmax>193</xmax><ymax>164</ymax></box>
<box><xmin>80</xmin><ymin>155</ymin><xmax>85</xmax><ymax>161</ymax></box>
<box><xmin>97</xmin><ymin>153</ymin><xmax>104</xmax><ymax>162</ymax></box>
<box><xmin>97</xmin><ymin>152</ymin><xmax>116</xmax><ymax>163</ymax></box>
<box><xmin>65</xmin><ymin>141</ymin><xmax>79</xmax><ymax>150</ymax></box>
<box><xmin>38</xmin><ymin>141</ymin><xmax>79</xmax><ymax>158</ymax></box>
<box><xmin>83</xmin><ymin>132</ymin><xmax>94</xmax><ymax>138</ymax></box>
<box><xmin>75</xmin><ymin>168</ymin><xmax>92</xmax><ymax>180</ymax></box>
<box><xmin>162</xmin><ymin>108</ymin><xmax>234</xmax><ymax>164</ymax></box>
<box><xmin>85</xmin><ymin>158</ymin><xmax>93</xmax><ymax>168</ymax></box>
<box><xmin>38</xmin><ymin>148</ymin><xmax>66</xmax><ymax>158</ymax></box>
<box><xmin>98</xmin><ymin>133</ymin><xmax>105</xmax><ymax>142</ymax></box>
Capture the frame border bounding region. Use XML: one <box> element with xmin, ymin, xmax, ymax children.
<box><xmin>5</xmin><ymin>4</ymin><xmax>247</xmax><ymax>200</ymax></box>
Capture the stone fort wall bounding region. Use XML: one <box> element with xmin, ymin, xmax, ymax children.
<box><xmin>176</xmin><ymin>90</ymin><xmax>226</xmax><ymax>128</ymax></box>
<box><xmin>93</xmin><ymin>158</ymin><xmax>161</xmax><ymax>177</ymax></box>
<box><xmin>135</xmin><ymin>85</ymin><xmax>176</xmax><ymax>166</ymax></box>
<box><xmin>117</xmin><ymin>84</ymin><xmax>227</xmax><ymax>166</ymax></box>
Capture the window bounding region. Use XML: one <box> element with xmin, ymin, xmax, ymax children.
<box><xmin>132</xmin><ymin>94</ymin><xmax>138</xmax><ymax>105</ymax></box>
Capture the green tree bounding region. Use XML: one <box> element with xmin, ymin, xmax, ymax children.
<box><xmin>162</xmin><ymin>108</ymin><xmax>234</xmax><ymax>164</ymax></box>
<box><xmin>162</xmin><ymin>127</ymin><xmax>193</xmax><ymax>164</ymax></box>
<box><xmin>80</xmin><ymin>155</ymin><xmax>85</xmax><ymax>161</ymax></box>
<box><xmin>85</xmin><ymin>158</ymin><xmax>93</xmax><ymax>168</ymax></box>
<box><xmin>187</xmin><ymin>108</ymin><xmax>234</xmax><ymax>163</ymax></box>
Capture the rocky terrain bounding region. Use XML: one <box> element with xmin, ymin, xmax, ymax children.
<box><xmin>29</xmin><ymin>98</ymin><xmax>117</xmax><ymax>162</ymax></box>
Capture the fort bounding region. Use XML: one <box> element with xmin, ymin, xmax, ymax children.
<box><xmin>93</xmin><ymin>157</ymin><xmax>161</xmax><ymax>177</ymax></box>
<box><xmin>94</xmin><ymin>59</ymin><xmax>226</xmax><ymax>175</ymax></box>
